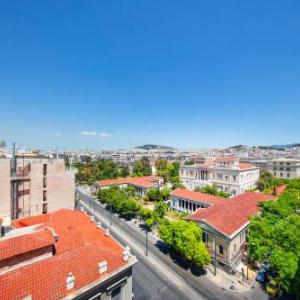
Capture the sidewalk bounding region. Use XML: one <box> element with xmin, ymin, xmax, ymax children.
<box><xmin>205</xmin><ymin>264</ymin><xmax>254</xmax><ymax>293</ymax></box>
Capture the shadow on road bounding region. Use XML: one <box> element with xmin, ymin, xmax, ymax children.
<box><xmin>155</xmin><ymin>240</ymin><xmax>207</xmax><ymax>277</ymax></box>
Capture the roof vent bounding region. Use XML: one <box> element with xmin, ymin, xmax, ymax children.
<box><xmin>66</xmin><ymin>272</ymin><xmax>75</xmax><ymax>290</ymax></box>
<box><xmin>104</xmin><ymin>228</ymin><xmax>110</xmax><ymax>236</ymax></box>
<box><xmin>123</xmin><ymin>246</ymin><xmax>131</xmax><ymax>262</ymax></box>
<box><xmin>23</xmin><ymin>296</ymin><xmax>32</xmax><ymax>300</ymax></box>
<box><xmin>98</xmin><ymin>260</ymin><xmax>108</xmax><ymax>274</ymax></box>
<box><xmin>96</xmin><ymin>222</ymin><xmax>102</xmax><ymax>228</ymax></box>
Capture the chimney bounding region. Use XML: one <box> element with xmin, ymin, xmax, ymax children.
<box><xmin>96</xmin><ymin>222</ymin><xmax>102</xmax><ymax>228</ymax></box>
<box><xmin>123</xmin><ymin>246</ymin><xmax>131</xmax><ymax>262</ymax></box>
<box><xmin>66</xmin><ymin>272</ymin><xmax>75</xmax><ymax>290</ymax></box>
<box><xmin>90</xmin><ymin>215</ymin><xmax>95</xmax><ymax>222</ymax></box>
<box><xmin>80</xmin><ymin>207</ymin><xmax>85</xmax><ymax>213</ymax></box>
<box><xmin>104</xmin><ymin>229</ymin><xmax>110</xmax><ymax>236</ymax></box>
<box><xmin>98</xmin><ymin>260</ymin><xmax>108</xmax><ymax>274</ymax></box>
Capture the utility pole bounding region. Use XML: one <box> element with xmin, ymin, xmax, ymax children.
<box><xmin>213</xmin><ymin>237</ymin><xmax>217</xmax><ymax>276</ymax></box>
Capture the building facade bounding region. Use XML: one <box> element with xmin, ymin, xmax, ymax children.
<box><xmin>267</xmin><ymin>158</ymin><xmax>300</xmax><ymax>179</ymax></box>
<box><xmin>180</xmin><ymin>156</ymin><xmax>259</xmax><ymax>196</ymax></box>
<box><xmin>0</xmin><ymin>157</ymin><xmax>75</xmax><ymax>221</ymax></box>
<box><xmin>0</xmin><ymin>209</ymin><xmax>137</xmax><ymax>300</ymax></box>
<box><xmin>170</xmin><ymin>189</ymin><xmax>276</xmax><ymax>271</ymax></box>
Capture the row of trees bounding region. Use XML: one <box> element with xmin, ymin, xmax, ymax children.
<box><xmin>98</xmin><ymin>186</ymin><xmax>169</xmax><ymax>223</ymax></box>
<box><xmin>75</xmin><ymin>160</ymin><xmax>129</xmax><ymax>185</ymax></box>
<box><xmin>159</xmin><ymin>220</ymin><xmax>211</xmax><ymax>267</ymax></box>
<box><xmin>194</xmin><ymin>184</ymin><xmax>230</xmax><ymax>198</ymax></box>
<box><xmin>248</xmin><ymin>179</ymin><xmax>300</xmax><ymax>298</ymax></box>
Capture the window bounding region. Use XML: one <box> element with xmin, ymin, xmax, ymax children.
<box><xmin>202</xmin><ymin>232</ymin><xmax>208</xmax><ymax>244</ymax></box>
<box><xmin>43</xmin><ymin>190</ymin><xmax>47</xmax><ymax>202</ymax></box>
<box><xmin>273</xmin><ymin>167</ymin><xmax>277</xmax><ymax>171</ymax></box>
<box><xmin>43</xmin><ymin>176</ymin><xmax>47</xmax><ymax>188</ymax></box>
<box><xmin>233</xmin><ymin>175</ymin><xmax>236</xmax><ymax>181</ymax></box>
<box><xmin>287</xmin><ymin>162</ymin><xmax>290</xmax><ymax>165</ymax></box>
<box><xmin>42</xmin><ymin>203</ymin><xmax>48</xmax><ymax>214</ymax></box>
<box><xmin>234</xmin><ymin>244</ymin><xmax>237</xmax><ymax>253</ymax></box>
<box><xmin>280</xmin><ymin>173</ymin><xmax>283</xmax><ymax>177</ymax></box>
<box><xmin>279</xmin><ymin>167</ymin><xmax>284</xmax><ymax>171</ymax></box>
<box><xmin>287</xmin><ymin>173</ymin><xmax>290</xmax><ymax>178</ymax></box>
<box><xmin>111</xmin><ymin>286</ymin><xmax>121</xmax><ymax>300</ymax></box>
<box><xmin>43</xmin><ymin>164</ymin><xmax>47</xmax><ymax>176</ymax></box>
<box><xmin>274</xmin><ymin>172</ymin><xmax>277</xmax><ymax>176</ymax></box>
<box><xmin>218</xmin><ymin>245</ymin><xmax>224</xmax><ymax>256</ymax></box>
<box><xmin>286</xmin><ymin>167</ymin><xmax>291</xmax><ymax>171</ymax></box>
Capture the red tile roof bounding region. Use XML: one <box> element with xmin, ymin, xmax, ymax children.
<box><xmin>188</xmin><ymin>192</ymin><xmax>276</xmax><ymax>237</ymax></box>
<box><xmin>97</xmin><ymin>175</ymin><xmax>162</xmax><ymax>189</ymax></box>
<box><xmin>275</xmin><ymin>184</ymin><xmax>287</xmax><ymax>194</ymax></box>
<box><xmin>0</xmin><ymin>229</ymin><xmax>54</xmax><ymax>261</ymax></box>
<box><xmin>1</xmin><ymin>209</ymin><xmax>133</xmax><ymax>300</ymax></box>
<box><xmin>170</xmin><ymin>189</ymin><xmax>225</xmax><ymax>206</ymax></box>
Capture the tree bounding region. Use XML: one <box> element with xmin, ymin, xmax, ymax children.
<box><xmin>153</xmin><ymin>202</ymin><xmax>168</xmax><ymax>219</ymax></box>
<box><xmin>161</xmin><ymin>187</ymin><xmax>171</xmax><ymax>201</ymax></box>
<box><xmin>145</xmin><ymin>188</ymin><xmax>162</xmax><ymax>202</ymax></box>
<box><xmin>184</xmin><ymin>160</ymin><xmax>194</xmax><ymax>165</ymax></box>
<box><xmin>132</xmin><ymin>156</ymin><xmax>152</xmax><ymax>177</ymax></box>
<box><xmin>119</xmin><ymin>165</ymin><xmax>130</xmax><ymax>177</ymax></box>
<box><xmin>248</xmin><ymin>179</ymin><xmax>300</xmax><ymax>297</ymax></box>
<box><xmin>195</xmin><ymin>184</ymin><xmax>230</xmax><ymax>198</ymax></box>
<box><xmin>159</xmin><ymin>220</ymin><xmax>211</xmax><ymax>267</ymax></box>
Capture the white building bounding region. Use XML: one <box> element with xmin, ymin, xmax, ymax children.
<box><xmin>180</xmin><ymin>156</ymin><xmax>259</xmax><ymax>196</ymax></box>
<box><xmin>268</xmin><ymin>158</ymin><xmax>300</xmax><ymax>179</ymax></box>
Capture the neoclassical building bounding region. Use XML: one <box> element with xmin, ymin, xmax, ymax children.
<box><xmin>180</xmin><ymin>156</ymin><xmax>259</xmax><ymax>196</ymax></box>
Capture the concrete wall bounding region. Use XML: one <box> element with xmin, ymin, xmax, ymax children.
<box><xmin>0</xmin><ymin>159</ymin><xmax>11</xmax><ymax>219</ymax></box>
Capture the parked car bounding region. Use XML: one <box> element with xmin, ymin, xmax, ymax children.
<box><xmin>256</xmin><ymin>269</ymin><xmax>267</xmax><ymax>284</ymax></box>
<box><xmin>266</xmin><ymin>278</ymin><xmax>280</xmax><ymax>297</ymax></box>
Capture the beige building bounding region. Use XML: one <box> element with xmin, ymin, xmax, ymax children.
<box><xmin>268</xmin><ymin>158</ymin><xmax>300</xmax><ymax>179</ymax></box>
<box><xmin>180</xmin><ymin>155</ymin><xmax>259</xmax><ymax>196</ymax></box>
<box><xmin>171</xmin><ymin>189</ymin><xmax>276</xmax><ymax>271</ymax></box>
<box><xmin>0</xmin><ymin>157</ymin><xmax>75</xmax><ymax>221</ymax></box>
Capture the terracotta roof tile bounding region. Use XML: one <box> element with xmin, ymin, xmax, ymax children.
<box><xmin>97</xmin><ymin>175</ymin><xmax>162</xmax><ymax>189</ymax></box>
<box><xmin>170</xmin><ymin>189</ymin><xmax>225</xmax><ymax>206</ymax></box>
<box><xmin>0</xmin><ymin>229</ymin><xmax>54</xmax><ymax>260</ymax></box>
<box><xmin>188</xmin><ymin>192</ymin><xmax>276</xmax><ymax>237</ymax></box>
<box><xmin>1</xmin><ymin>209</ymin><xmax>131</xmax><ymax>300</ymax></box>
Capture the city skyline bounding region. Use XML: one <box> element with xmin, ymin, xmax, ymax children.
<box><xmin>1</xmin><ymin>1</ymin><xmax>300</xmax><ymax>149</ymax></box>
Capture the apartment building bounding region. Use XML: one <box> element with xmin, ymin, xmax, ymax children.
<box><xmin>96</xmin><ymin>175</ymin><xmax>164</xmax><ymax>197</ymax></box>
<box><xmin>180</xmin><ymin>156</ymin><xmax>259</xmax><ymax>196</ymax></box>
<box><xmin>0</xmin><ymin>209</ymin><xmax>137</xmax><ymax>300</ymax></box>
<box><xmin>0</xmin><ymin>156</ymin><xmax>74</xmax><ymax>221</ymax></box>
<box><xmin>268</xmin><ymin>158</ymin><xmax>300</xmax><ymax>179</ymax></box>
<box><xmin>170</xmin><ymin>189</ymin><xmax>276</xmax><ymax>271</ymax></box>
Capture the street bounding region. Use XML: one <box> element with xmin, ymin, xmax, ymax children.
<box><xmin>77</xmin><ymin>189</ymin><xmax>268</xmax><ymax>300</ymax></box>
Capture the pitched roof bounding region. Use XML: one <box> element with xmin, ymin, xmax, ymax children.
<box><xmin>0</xmin><ymin>229</ymin><xmax>54</xmax><ymax>261</ymax></box>
<box><xmin>188</xmin><ymin>192</ymin><xmax>276</xmax><ymax>237</ymax></box>
<box><xmin>1</xmin><ymin>209</ymin><xmax>134</xmax><ymax>300</ymax></box>
<box><xmin>170</xmin><ymin>189</ymin><xmax>225</xmax><ymax>206</ymax></box>
<box><xmin>97</xmin><ymin>175</ymin><xmax>162</xmax><ymax>189</ymax></box>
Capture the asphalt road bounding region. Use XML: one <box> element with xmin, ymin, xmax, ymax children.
<box><xmin>77</xmin><ymin>189</ymin><xmax>268</xmax><ymax>300</ymax></box>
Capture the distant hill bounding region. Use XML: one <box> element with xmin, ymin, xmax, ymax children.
<box><xmin>135</xmin><ymin>144</ymin><xmax>176</xmax><ymax>151</ymax></box>
<box><xmin>258</xmin><ymin>143</ymin><xmax>300</xmax><ymax>150</ymax></box>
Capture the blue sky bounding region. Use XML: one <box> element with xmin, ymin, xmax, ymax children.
<box><xmin>0</xmin><ymin>1</ymin><xmax>300</xmax><ymax>150</ymax></box>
